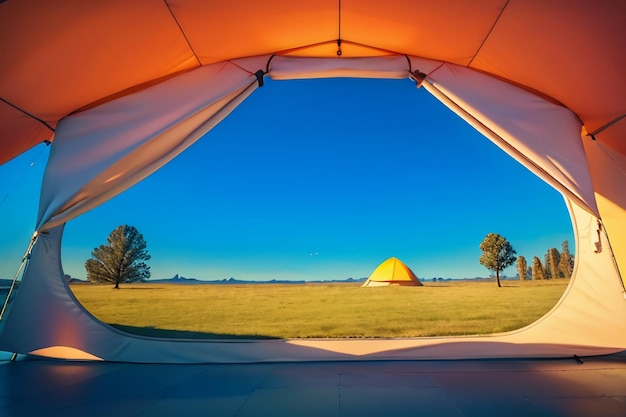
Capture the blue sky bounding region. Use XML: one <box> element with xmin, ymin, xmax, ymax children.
<box><xmin>0</xmin><ymin>77</ymin><xmax>574</xmax><ymax>281</ymax></box>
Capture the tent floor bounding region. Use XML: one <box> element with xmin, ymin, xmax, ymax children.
<box><xmin>1</xmin><ymin>352</ymin><xmax>625</xmax><ymax>417</ymax></box>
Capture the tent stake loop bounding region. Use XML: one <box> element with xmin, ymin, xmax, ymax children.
<box><xmin>254</xmin><ymin>70</ymin><xmax>265</xmax><ymax>87</ymax></box>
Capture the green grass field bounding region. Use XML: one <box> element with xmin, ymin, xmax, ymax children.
<box><xmin>70</xmin><ymin>279</ymin><xmax>569</xmax><ymax>339</ymax></box>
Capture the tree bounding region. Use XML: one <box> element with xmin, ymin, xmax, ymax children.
<box><xmin>85</xmin><ymin>225</ymin><xmax>151</xmax><ymax>288</ymax></box>
<box><xmin>479</xmin><ymin>233</ymin><xmax>517</xmax><ymax>288</ymax></box>
<box><xmin>544</xmin><ymin>248</ymin><xmax>561</xmax><ymax>279</ymax></box>
<box><xmin>517</xmin><ymin>255</ymin><xmax>528</xmax><ymax>280</ymax></box>
<box><xmin>558</xmin><ymin>240</ymin><xmax>574</xmax><ymax>278</ymax></box>
<box><xmin>531</xmin><ymin>256</ymin><xmax>546</xmax><ymax>280</ymax></box>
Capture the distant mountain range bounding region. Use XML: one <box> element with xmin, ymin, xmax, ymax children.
<box><xmin>2</xmin><ymin>275</ymin><xmax>496</xmax><ymax>287</ymax></box>
<box><xmin>149</xmin><ymin>274</ymin><xmax>367</xmax><ymax>285</ymax></box>
<box><xmin>148</xmin><ymin>275</ymin><xmax>496</xmax><ymax>284</ymax></box>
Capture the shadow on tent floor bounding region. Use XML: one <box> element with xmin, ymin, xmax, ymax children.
<box><xmin>1</xmin><ymin>352</ymin><xmax>625</xmax><ymax>417</ymax></box>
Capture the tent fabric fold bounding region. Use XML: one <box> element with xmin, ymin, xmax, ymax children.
<box><xmin>36</xmin><ymin>61</ymin><xmax>261</xmax><ymax>232</ymax></box>
<box><xmin>422</xmin><ymin>63</ymin><xmax>598</xmax><ymax>216</ymax></box>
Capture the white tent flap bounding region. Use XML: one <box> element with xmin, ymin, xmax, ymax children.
<box><xmin>423</xmin><ymin>63</ymin><xmax>598</xmax><ymax>215</ymax></box>
<box><xmin>36</xmin><ymin>61</ymin><xmax>262</xmax><ymax>232</ymax></box>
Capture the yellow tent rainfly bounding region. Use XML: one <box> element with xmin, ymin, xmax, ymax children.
<box><xmin>0</xmin><ymin>1</ymin><xmax>624</xmax><ymax>363</ymax></box>
<box><xmin>362</xmin><ymin>258</ymin><xmax>423</xmax><ymax>287</ymax></box>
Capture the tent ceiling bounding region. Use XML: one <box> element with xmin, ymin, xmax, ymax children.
<box><xmin>1</xmin><ymin>0</ymin><xmax>624</xmax><ymax>164</ymax></box>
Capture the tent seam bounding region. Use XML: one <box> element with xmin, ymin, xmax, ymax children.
<box><xmin>0</xmin><ymin>97</ymin><xmax>55</xmax><ymax>132</ymax></box>
<box><xmin>162</xmin><ymin>0</ymin><xmax>202</xmax><ymax>66</ymax></box>
<box><xmin>467</xmin><ymin>0</ymin><xmax>511</xmax><ymax>67</ymax></box>
<box><xmin>227</xmin><ymin>60</ymin><xmax>257</xmax><ymax>76</ymax></box>
<box><xmin>587</xmin><ymin>114</ymin><xmax>626</xmax><ymax>137</ymax></box>
<box><xmin>271</xmin><ymin>39</ymin><xmax>408</xmax><ymax>58</ymax></box>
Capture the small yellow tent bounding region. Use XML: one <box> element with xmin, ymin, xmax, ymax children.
<box><xmin>362</xmin><ymin>257</ymin><xmax>423</xmax><ymax>287</ymax></box>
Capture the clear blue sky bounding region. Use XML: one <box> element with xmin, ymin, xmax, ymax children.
<box><xmin>0</xmin><ymin>77</ymin><xmax>574</xmax><ymax>282</ymax></box>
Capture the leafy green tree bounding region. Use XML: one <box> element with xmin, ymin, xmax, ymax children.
<box><xmin>558</xmin><ymin>240</ymin><xmax>574</xmax><ymax>278</ymax></box>
<box><xmin>517</xmin><ymin>255</ymin><xmax>528</xmax><ymax>280</ymax></box>
<box><xmin>479</xmin><ymin>233</ymin><xmax>517</xmax><ymax>288</ymax></box>
<box><xmin>85</xmin><ymin>225</ymin><xmax>151</xmax><ymax>289</ymax></box>
<box><xmin>531</xmin><ymin>256</ymin><xmax>546</xmax><ymax>280</ymax></box>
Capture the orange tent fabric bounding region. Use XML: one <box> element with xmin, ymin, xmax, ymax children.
<box><xmin>1</xmin><ymin>1</ymin><xmax>623</xmax><ymax>163</ymax></box>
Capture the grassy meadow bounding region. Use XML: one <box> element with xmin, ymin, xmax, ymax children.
<box><xmin>70</xmin><ymin>279</ymin><xmax>570</xmax><ymax>339</ymax></box>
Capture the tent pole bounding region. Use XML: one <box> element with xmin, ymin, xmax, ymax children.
<box><xmin>0</xmin><ymin>232</ymin><xmax>38</xmax><ymax>321</ymax></box>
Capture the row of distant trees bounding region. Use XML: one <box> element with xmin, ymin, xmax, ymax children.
<box><xmin>85</xmin><ymin>226</ymin><xmax>574</xmax><ymax>289</ymax></box>
<box><xmin>516</xmin><ymin>241</ymin><xmax>574</xmax><ymax>281</ymax></box>
<box><xmin>479</xmin><ymin>233</ymin><xmax>574</xmax><ymax>287</ymax></box>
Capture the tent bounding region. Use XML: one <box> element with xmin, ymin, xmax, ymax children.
<box><xmin>0</xmin><ymin>1</ymin><xmax>624</xmax><ymax>363</ymax></box>
<box><xmin>362</xmin><ymin>258</ymin><xmax>422</xmax><ymax>287</ymax></box>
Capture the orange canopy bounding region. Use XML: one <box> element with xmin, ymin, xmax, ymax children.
<box><xmin>1</xmin><ymin>0</ymin><xmax>623</xmax><ymax>164</ymax></box>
